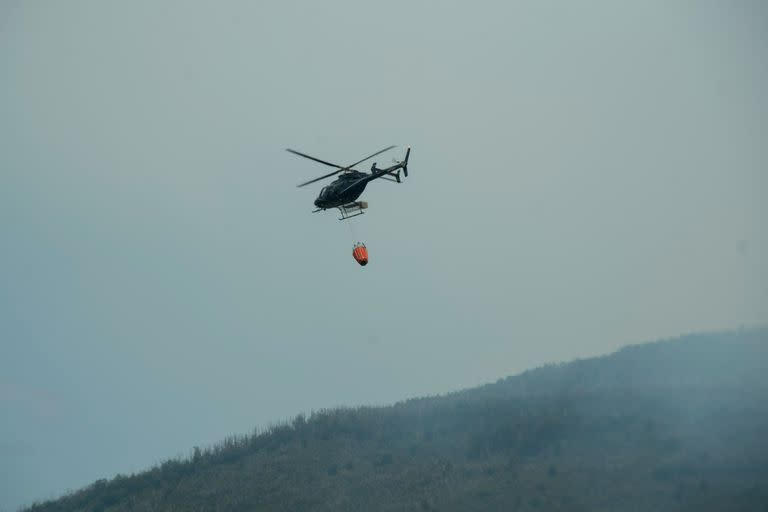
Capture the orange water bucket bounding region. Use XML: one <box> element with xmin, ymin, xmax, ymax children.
<box><xmin>352</xmin><ymin>243</ymin><xmax>368</xmax><ymax>266</ymax></box>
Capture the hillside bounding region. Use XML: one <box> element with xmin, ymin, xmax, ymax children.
<box><xmin>25</xmin><ymin>328</ymin><xmax>768</xmax><ymax>511</ymax></box>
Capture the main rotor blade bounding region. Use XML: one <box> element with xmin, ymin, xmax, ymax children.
<box><xmin>290</xmin><ymin>145</ymin><xmax>396</xmax><ymax>188</ymax></box>
<box><xmin>296</xmin><ymin>169</ymin><xmax>343</xmax><ymax>188</ymax></box>
<box><xmin>346</xmin><ymin>145</ymin><xmax>396</xmax><ymax>169</ymax></box>
<box><xmin>285</xmin><ymin>148</ymin><xmax>343</xmax><ymax>169</ymax></box>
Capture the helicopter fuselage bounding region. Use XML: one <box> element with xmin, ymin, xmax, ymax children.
<box><xmin>313</xmin><ymin>171</ymin><xmax>370</xmax><ymax>209</ymax></box>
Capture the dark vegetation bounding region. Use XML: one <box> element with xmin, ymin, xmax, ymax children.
<box><xmin>25</xmin><ymin>328</ymin><xmax>768</xmax><ymax>511</ymax></box>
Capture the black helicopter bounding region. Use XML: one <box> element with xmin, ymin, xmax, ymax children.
<box><xmin>287</xmin><ymin>145</ymin><xmax>411</xmax><ymax>219</ymax></box>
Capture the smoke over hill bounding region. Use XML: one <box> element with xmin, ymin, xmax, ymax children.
<box><xmin>25</xmin><ymin>328</ymin><xmax>768</xmax><ymax>511</ymax></box>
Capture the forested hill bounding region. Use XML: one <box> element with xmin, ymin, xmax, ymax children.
<box><xmin>26</xmin><ymin>328</ymin><xmax>768</xmax><ymax>512</ymax></box>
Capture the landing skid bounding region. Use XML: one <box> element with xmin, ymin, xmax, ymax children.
<box><xmin>337</xmin><ymin>201</ymin><xmax>368</xmax><ymax>220</ymax></box>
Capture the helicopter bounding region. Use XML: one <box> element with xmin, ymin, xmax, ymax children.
<box><xmin>287</xmin><ymin>145</ymin><xmax>411</xmax><ymax>220</ymax></box>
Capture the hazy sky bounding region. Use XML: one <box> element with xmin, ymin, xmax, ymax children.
<box><xmin>1</xmin><ymin>1</ymin><xmax>766</xmax><ymax>509</ymax></box>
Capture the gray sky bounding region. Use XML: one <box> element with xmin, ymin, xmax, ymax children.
<box><xmin>1</xmin><ymin>1</ymin><xmax>766</xmax><ymax>509</ymax></box>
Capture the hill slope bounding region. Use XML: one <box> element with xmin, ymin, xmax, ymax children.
<box><xmin>26</xmin><ymin>329</ymin><xmax>768</xmax><ymax>511</ymax></box>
